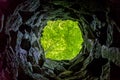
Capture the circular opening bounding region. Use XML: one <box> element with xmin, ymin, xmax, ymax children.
<box><xmin>40</xmin><ymin>20</ymin><xmax>83</xmax><ymax>60</ymax></box>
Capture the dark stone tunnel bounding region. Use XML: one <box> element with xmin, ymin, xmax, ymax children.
<box><xmin>0</xmin><ymin>0</ymin><xmax>120</xmax><ymax>80</ymax></box>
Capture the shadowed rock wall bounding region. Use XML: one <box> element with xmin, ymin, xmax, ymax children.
<box><xmin>0</xmin><ymin>0</ymin><xmax>120</xmax><ymax>80</ymax></box>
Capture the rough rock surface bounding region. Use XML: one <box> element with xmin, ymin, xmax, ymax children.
<box><xmin>0</xmin><ymin>0</ymin><xmax>120</xmax><ymax>80</ymax></box>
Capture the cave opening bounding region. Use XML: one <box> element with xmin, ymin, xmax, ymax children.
<box><xmin>40</xmin><ymin>19</ymin><xmax>83</xmax><ymax>60</ymax></box>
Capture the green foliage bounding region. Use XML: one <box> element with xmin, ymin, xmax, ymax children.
<box><xmin>40</xmin><ymin>20</ymin><xmax>83</xmax><ymax>60</ymax></box>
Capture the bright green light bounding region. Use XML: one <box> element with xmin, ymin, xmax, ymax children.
<box><xmin>40</xmin><ymin>20</ymin><xmax>83</xmax><ymax>60</ymax></box>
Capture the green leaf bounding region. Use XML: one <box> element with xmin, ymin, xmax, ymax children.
<box><xmin>40</xmin><ymin>20</ymin><xmax>83</xmax><ymax>60</ymax></box>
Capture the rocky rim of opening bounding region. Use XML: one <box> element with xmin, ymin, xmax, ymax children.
<box><xmin>0</xmin><ymin>0</ymin><xmax>120</xmax><ymax>80</ymax></box>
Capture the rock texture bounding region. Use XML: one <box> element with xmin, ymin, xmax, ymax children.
<box><xmin>0</xmin><ymin>0</ymin><xmax>120</xmax><ymax>80</ymax></box>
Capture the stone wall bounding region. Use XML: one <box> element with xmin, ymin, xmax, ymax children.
<box><xmin>0</xmin><ymin>0</ymin><xmax>120</xmax><ymax>80</ymax></box>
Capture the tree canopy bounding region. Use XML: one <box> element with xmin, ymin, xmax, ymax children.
<box><xmin>40</xmin><ymin>20</ymin><xmax>83</xmax><ymax>60</ymax></box>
